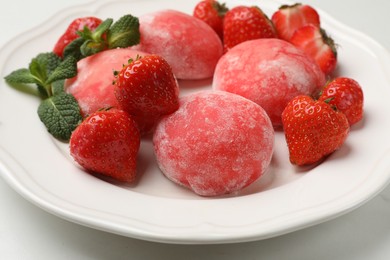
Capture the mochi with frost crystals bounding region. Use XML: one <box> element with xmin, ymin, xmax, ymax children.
<box><xmin>213</xmin><ymin>38</ymin><xmax>326</xmax><ymax>127</ymax></box>
<box><xmin>134</xmin><ymin>10</ymin><xmax>223</xmax><ymax>80</ymax></box>
<box><xmin>65</xmin><ymin>48</ymin><xmax>149</xmax><ymax>117</ymax></box>
<box><xmin>153</xmin><ymin>90</ymin><xmax>274</xmax><ymax>197</ymax></box>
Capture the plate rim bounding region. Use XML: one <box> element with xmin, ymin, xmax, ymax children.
<box><xmin>1</xmin><ymin>0</ymin><xmax>390</xmax><ymax>244</ymax></box>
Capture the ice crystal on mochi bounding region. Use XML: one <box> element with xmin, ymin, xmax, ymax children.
<box><xmin>153</xmin><ymin>90</ymin><xmax>274</xmax><ymax>197</ymax></box>
<box><xmin>134</xmin><ymin>10</ymin><xmax>223</xmax><ymax>80</ymax></box>
<box><xmin>65</xmin><ymin>48</ymin><xmax>149</xmax><ymax>117</ymax></box>
<box><xmin>213</xmin><ymin>38</ymin><xmax>325</xmax><ymax>128</ymax></box>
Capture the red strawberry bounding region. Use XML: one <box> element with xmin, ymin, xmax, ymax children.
<box><xmin>271</xmin><ymin>3</ymin><xmax>320</xmax><ymax>41</ymax></box>
<box><xmin>223</xmin><ymin>5</ymin><xmax>277</xmax><ymax>51</ymax></box>
<box><xmin>318</xmin><ymin>77</ymin><xmax>364</xmax><ymax>126</ymax></box>
<box><xmin>53</xmin><ymin>16</ymin><xmax>102</xmax><ymax>58</ymax></box>
<box><xmin>114</xmin><ymin>55</ymin><xmax>180</xmax><ymax>134</ymax></box>
<box><xmin>282</xmin><ymin>95</ymin><xmax>349</xmax><ymax>166</ymax></box>
<box><xmin>70</xmin><ymin>108</ymin><xmax>140</xmax><ymax>182</ymax></box>
<box><xmin>193</xmin><ymin>0</ymin><xmax>228</xmax><ymax>39</ymax></box>
<box><xmin>290</xmin><ymin>24</ymin><xmax>337</xmax><ymax>75</ymax></box>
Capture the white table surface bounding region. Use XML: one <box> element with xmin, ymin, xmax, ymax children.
<box><xmin>1</xmin><ymin>0</ymin><xmax>390</xmax><ymax>259</ymax></box>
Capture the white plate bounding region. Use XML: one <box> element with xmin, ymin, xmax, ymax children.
<box><xmin>1</xmin><ymin>0</ymin><xmax>390</xmax><ymax>244</ymax></box>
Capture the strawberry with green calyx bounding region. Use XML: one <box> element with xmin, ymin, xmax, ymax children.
<box><xmin>193</xmin><ymin>0</ymin><xmax>228</xmax><ymax>39</ymax></box>
<box><xmin>5</xmin><ymin>12</ymin><xmax>141</xmax><ymax>141</ymax></box>
<box><xmin>53</xmin><ymin>16</ymin><xmax>102</xmax><ymax>58</ymax></box>
<box><xmin>271</xmin><ymin>3</ymin><xmax>320</xmax><ymax>41</ymax></box>
<box><xmin>63</xmin><ymin>14</ymin><xmax>140</xmax><ymax>61</ymax></box>
<box><xmin>290</xmin><ymin>24</ymin><xmax>337</xmax><ymax>75</ymax></box>
<box><xmin>70</xmin><ymin>108</ymin><xmax>141</xmax><ymax>183</ymax></box>
<box><xmin>114</xmin><ymin>55</ymin><xmax>180</xmax><ymax>135</ymax></box>
<box><xmin>223</xmin><ymin>5</ymin><xmax>277</xmax><ymax>51</ymax></box>
<box><xmin>282</xmin><ymin>95</ymin><xmax>350</xmax><ymax>166</ymax></box>
<box><xmin>318</xmin><ymin>77</ymin><xmax>364</xmax><ymax>126</ymax></box>
<box><xmin>4</xmin><ymin>52</ymin><xmax>81</xmax><ymax>141</ymax></box>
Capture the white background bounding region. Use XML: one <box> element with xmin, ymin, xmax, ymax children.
<box><xmin>1</xmin><ymin>0</ymin><xmax>390</xmax><ymax>259</ymax></box>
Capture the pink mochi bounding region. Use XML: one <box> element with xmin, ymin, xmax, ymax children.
<box><xmin>65</xmin><ymin>48</ymin><xmax>149</xmax><ymax>117</ymax></box>
<box><xmin>153</xmin><ymin>90</ymin><xmax>274</xmax><ymax>197</ymax></box>
<box><xmin>212</xmin><ymin>38</ymin><xmax>326</xmax><ymax>127</ymax></box>
<box><xmin>134</xmin><ymin>9</ymin><xmax>223</xmax><ymax>80</ymax></box>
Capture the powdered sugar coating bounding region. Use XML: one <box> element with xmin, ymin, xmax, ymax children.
<box><xmin>65</xmin><ymin>48</ymin><xmax>148</xmax><ymax>117</ymax></box>
<box><xmin>153</xmin><ymin>90</ymin><xmax>274</xmax><ymax>196</ymax></box>
<box><xmin>212</xmin><ymin>38</ymin><xmax>326</xmax><ymax>127</ymax></box>
<box><xmin>134</xmin><ymin>10</ymin><xmax>223</xmax><ymax>80</ymax></box>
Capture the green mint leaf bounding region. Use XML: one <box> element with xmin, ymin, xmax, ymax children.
<box><xmin>37</xmin><ymin>85</ymin><xmax>50</xmax><ymax>99</ymax></box>
<box><xmin>107</xmin><ymin>14</ymin><xmax>140</xmax><ymax>48</ymax></box>
<box><xmin>37</xmin><ymin>93</ymin><xmax>82</xmax><ymax>141</ymax></box>
<box><xmin>80</xmin><ymin>40</ymin><xmax>107</xmax><ymax>57</ymax></box>
<box><xmin>31</xmin><ymin>52</ymin><xmax>62</xmax><ymax>78</ymax></box>
<box><xmin>4</xmin><ymin>68</ymin><xmax>41</xmax><ymax>96</ymax></box>
<box><xmin>4</xmin><ymin>68</ymin><xmax>37</xmax><ymax>84</ymax></box>
<box><xmin>28</xmin><ymin>52</ymin><xmax>62</xmax><ymax>96</ymax></box>
<box><xmin>41</xmin><ymin>52</ymin><xmax>62</xmax><ymax>75</ymax></box>
<box><xmin>46</xmin><ymin>56</ymin><xmax>77</xmax><ymax>84</ymax></box>
<box><xmin>52</xmin><ymin>79</ymin><xmax>65</xmax><ymax>96</ymax></box>
<box><xmin>29</xmin><ymin>58</ymin><xmax>48</xmax><ymax>86</ymax></box>
<box><xmin>63</xmin><ymin>37</ymin><xmax>86</xmax><ymax>61</ymax></box>
<box><xmin>91</xmin><ymin>18</ymin><xmax>113</xmax><ymax>41</ymax></box>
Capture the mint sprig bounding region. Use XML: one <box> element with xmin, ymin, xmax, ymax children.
<box><xmin>4</xmin><ymin>13</ymin><xmax>141</xmax><ymax>141</ymax></box>
<box><xmin>107</xmin><ymin>14</ymin><xmax>140</xmax><ymax>48</ymax></box>
<box><xmin>5</xmin><ymin>52</ymin><xmax>77</xmax><ymax>98</ymax></box>
<box><xmin>46</xmin><ymin>55</ymin><xmax>77</xmax><ymax>85</ymax></box>
<box><xmin>64</xmin><ymin>14</ymin><xmax>140</xmax><ymax>61</ymax></box>
<box><xmin>4</xmin><ymin>52</ymin><xmax>81</xmax><ymax>141</ymax></box>
<box><xmin>38</xmin><ymin>93</ymin><xmax>82</xmax><ymax>141</ymax></box>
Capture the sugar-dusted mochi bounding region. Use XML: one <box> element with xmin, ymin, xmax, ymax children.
<box><xmin>153</xmin><ymin>90</ymin><xmax>274</xmax><ymax>197</ymax></box>
<box><xmin>213</xmin><ymin>38</ymin><xmax>326</xmax><ymax>127</ymax></box>
<box><xmin>65</xmin><ymin>48</ymin><xmax>149</xmax><ymax>117</ymax></box>
<box><xmin>134</xmin><ymin>10</ymin><xmax>223</xmax><ymax>80</ymax></box>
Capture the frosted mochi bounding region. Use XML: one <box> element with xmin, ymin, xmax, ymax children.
<box><xmin>153</xmin><ymin>90</ymin><xmax>274</xmax><ymax>197</ymax></box>
<box><xmin>213</xmin><ymin>38</ymin><xmax>326</xmax><ymax>127</ymax></box>
<box><xmin>134</xmin><ymin>10</ymin><xmax>223</xmax><ymax>80</ymax></box>
<box><xmin>65</xmin><ymin>48</ymin><xmax>148</xmax><ymax>117</ymax></box>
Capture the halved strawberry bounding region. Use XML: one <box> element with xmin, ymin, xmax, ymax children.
<box><xmin>271</xmin><ymin>3</ymin><xmax>320</xmax><ymax>41</ymax></box>
<box><xmin>290</xmin><ymin>24</ymin><xmax>337</xmax><ymax>75</ymax></box>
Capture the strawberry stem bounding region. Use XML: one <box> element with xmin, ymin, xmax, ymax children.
<box><xmin>213</xmin><ymin>1</ymin><xmax>228</xmax><ymax>17</ymax></box>
<box><xmin>323</xmin><ymin>97</ymin><xmax>334</xmax><ymax>104</ymax></box>
<box><xmin>320</xmin><ymin>28</ymin><xmax>337</xmax><ymax>57</ymax></box>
